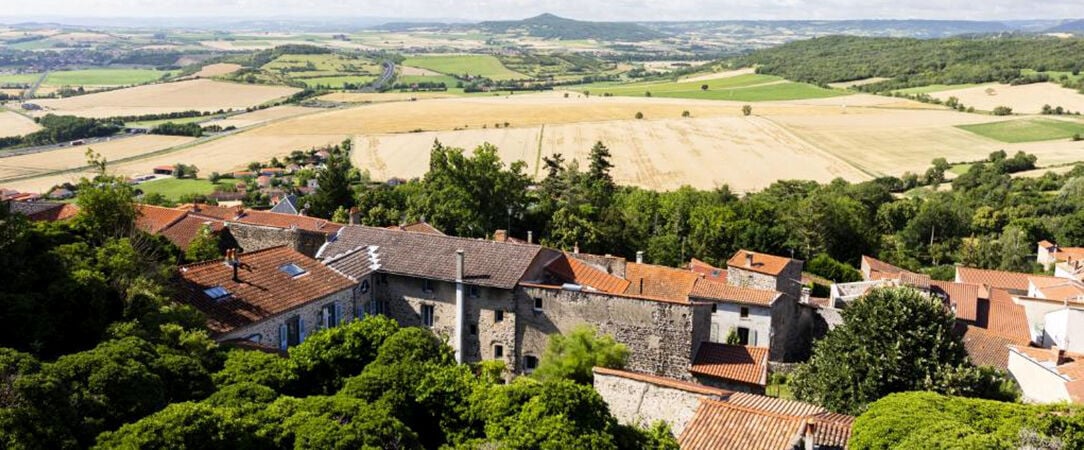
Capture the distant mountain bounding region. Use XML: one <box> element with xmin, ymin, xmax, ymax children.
<box><xmin>645</xmin><ymin>19</ymin><xmax>1013</xmax><ymax>40</ymax></box>
<box><xmin>479</xmin><ymin>13</ymin><xmax>665</xmax><ymax>42</ymax></box>
<box><xmin>1046</xmin><ymin>19</ymin><xmax>1084</xmax><ymax>33</ymax></box>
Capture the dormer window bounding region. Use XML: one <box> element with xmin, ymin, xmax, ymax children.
<box><xmin>279</xmin><ymin>263</ymin><xmax>307</xmax><ymax>277</ymax></box>
<box><xmin>203</xmin><ymin>286</ymin><xmax>230</xmax><ymax>301</ymax></box>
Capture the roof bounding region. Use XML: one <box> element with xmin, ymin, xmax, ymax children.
<box><xmin>862</xmin><ymin>255</ymin><xmax>905</xmax><ymax>279</ymax></box>
<box><xmin>592</xmin><ymin>367</ymin><xmax>730</xmax><ymax>397</ymax></box>
<box><xmin>182</xmin><ymin>204</ymin><xmax>342</xmax><ymax>235</ymax></box>
<box><xmin>386</xmin><ymin>221</ymin><xmax>445</xmax><ymax>235</ymax></box>
<box><xmin>545</xmin><ymin>254</ymin><xmax>630</xmax><ymax>294</ymax></box>
<box><xmin>689</xmin><ymin>278</ymin><xmax>780</xmax><ymax>306</ymax></box>
<box><xmin>136</xmin><ymin>204</ymin><xmax>187</xmax><ymax>234</ymax></box>
<box><xmin>323</xmin><ymin>245</ymin><xmax>378</xmax><ymax>281</ymax></box>
<box><xmin>690</xmin><ymin>258</ymin><xmax>727</xmax><ymax>282</ymax></box>
<box><xmin>898</xmin><ymin>271</ymin><xmax>931</xmax><ymax>290</ymax></box>
<box><xmin>957</xmin><ymin>323</ymin><xmax>1025</xmax><ymax>371</ymax></box>
<box><xmin>690</xmin><ymin>343</ymin><xmax>769</xmax><ymax>386</ymax></box>
<box><xmin>931</xmin><ymin>280</ymin><xmax>981</xmax><ymax>322</ymax></box>
<box><xmin>1010</xmin><ymin>345</ymin><xmax>1084</xmax><ymax>402</ymax></box>
<box><xmin>1029</xmin><ymin>277</ymin><xmax>1084</xmax><ymax>302</ymax></box>
<box><xmin>623</xmin><ymin>262</ymin><xmax>701</xmax><ymax>303</ymax></box>
<box><xmin>956</xmin><ymin>266</ymin><xmax>1059</xmax><ymax>293</ymax></box>
<box><xmin>317</xmin><ymin>225</ymin><xmax>545</xmax><ymax>289</ymax></box>
<box><xmin>678</xmin><ymin>399</ymin><xmax>805</xmax><ymax>450</ymax></box>
<box><xmin>809</xmin><ymin>413</ymin><xmax>855</xmax><ymax>448</ymax></box>
<box><xmin>269</xmin><ymin>194</ymin><xmax>300</xmax><ymax>215</ymax></box>
<box><xmin>727</xmin><ymin>250</ymin><xmax>796</xmax><ymax>277</ymax></box>
<box><xmin>973</xmin><ymin>288</ymin><xmax>1032</xmax><ymax>343</ymax></box>
<box><xmin>176</xmin><ymin>246</ymin><xmax>356</xmax><ymax>335</ymax></box>
<box><xmin>160</xmin><ymin>216</ymin><xmax>226</xmax><ymax>250</ymax></box>
<box><xmin>8</xmin><ymin>201</ymin><xmax>78</xmax><ymax>222</ymax></box>
<box><xmin>724</xmin><ymin>392</ymin><xmax>827</xmax><ymax>418</ymax></box>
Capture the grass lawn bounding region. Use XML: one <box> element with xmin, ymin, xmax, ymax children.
<box><xmin>403</xmin><ymin>55</ymin><xmax>526</xmax><ymax>81</ymax></box>
<box><xmin>137</xmin><ymin>178</ymin><xmax>234</xmax><ymax>200</ymax></box>
<box><xmin>0</xmin><ymin>73</ymin><xmax>42</xmax><ymax>85</ymax></box>
<box><xmin>44</xmin><ymin>69</ymin><xmax>172</xmax><ymax>86</ymax></box>
<box><xmin>949</xmin><ymin>163</ymin><xmax>973</xmax><ymax>176</ymax></box>
<box><xmin>957</xmin><ymin>118</ymin><xmax>1084</xmax><ymax>143</ymax></box>
<box><xmin>575</xmin><ymin>74</ymin><xmax>848</xmax><ymax>102</ymax></box>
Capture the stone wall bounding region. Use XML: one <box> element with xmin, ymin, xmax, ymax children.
<box><xmin>516</xmin><ymin>285</ymin><xmax>708</xmax><ymax>379</ymax></box>
<box><xmin>227</xmin><ymin>223</ymin><xmax>328</xmax><ymax>257</ymax></box>
<box><xmin>593</xmin><ymin>369</ymin><xmax>724</xmax><ymax>436</ymax></box>
<box><xmin>569</xmin><ymin>253</ymin><xmax>629</xmax><ymax>278</ymax></box>
<box><xmin>218</xmin><ymin>288</ymin><xmax>355</xmax><ymax>349</ymax></box>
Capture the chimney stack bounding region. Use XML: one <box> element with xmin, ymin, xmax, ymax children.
<box><xmin>454</xmin><ymin>249</ymin><xmax>465</xmax><ymax>365</ymax></box>
<box><xmin>494</xmin><ymin>229</ymin><xmax>507</xmax><ymax>242</ymax></box>
<box><xmin>527</xmin><ymin>230</ymin><xmax>533</xmax><ymax>244</ymax></box>
<box><xmin>348</xmin><ymin>207</ymin><xmax>360</xmax><ymax>225</ymax></box>
<box><xmin>636</xmin><ymin>251</ymin><xmax>644</xmax><ymax>264</ymax></box>
<box><xmin>745</xmin><ymin>251</ymin><xmax>754</xmax><ymax>268</ymax></box>
<box><xmin>226</xmin><ymin>249</ymin><xmax>240</xmax><ymax>282</ymax></box>
<box><xmin>573</xmin><ymin>242</ymin><xmax>579</xmax><ymax>254</ymax></box>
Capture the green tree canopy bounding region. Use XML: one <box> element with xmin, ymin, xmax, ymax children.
<box><xmin>533</xmin><ymin>325</ymin><xmax>629</xmax><ymax>385</ymax></box>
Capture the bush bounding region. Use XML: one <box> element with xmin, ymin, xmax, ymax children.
<box><xmin>806</xmin><ymin>253</ymin><xmax>863</xmax><ymax>283</ymax></box>
<box><xmin>635</xmin><ymin>112</ymin><xmax>644</xmax><ymax>119</ymax></box>
<box><xmin>992</xmin><ymin>105</ymin><xmax>1013</xmax><ymax>116</ymax></box>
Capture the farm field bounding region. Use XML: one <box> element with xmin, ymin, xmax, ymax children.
<box><xmin>262</xmin><ymin>53</ymin><xmax>382</xmax><ymax>88</ymax></box>
<box><xmin>827</xmin><ymin>77</ymin><xmax>891</xmax><ymax>89</ymax></box>
<box><xmin>893</xmin><ymin>84</ymin><xmax>983</xmax><ymax>95</ymax></box>
<box><xmin>402</xmin><ymin>55</ymin><xmax>526</xmax><ymax>80</ymax></box>
<box><xmin>318</xmin><ymin>92</ymin><xmax>458</xmax><ymax>103</ymax></box>
<box><xmin>0</xmin><ymin>111</ymin><xmax>41</xmax><ymax>137</ymax></box>
<box><xmin>0</xmin><ymin>135</ymin><xmax>193</xmax><ymax>189</ymax></box>
<box><xmin>29</xmin><ymin>79</ymin><xmax>300</xmax><ymax>118</ymax></box>
<box><xmin>192</xmin><ymin>63</ymin><xmax>243</xmax><ymax>78</ymax></box>
<box><xmin>957</xmin><ymin>118</ymin><xmax>1084</xmax><ymax>143</ymax></box>
<box><xmin>202</xmin><ymin>105</ymin><xmax>321</xmax><ymax>129</ymax></box>
<box><xmin>0</xmin><ymin>73</ymin><xmax>42</xmax><ymax>85</ymax></box>
<box><xmin>575</xmin><ymin>74</ymin><xmax>848</xmax><ymax>102</ymax></box>
<box><xmin>300</xmin><ymin>75</ymin><xmax>376</xmax><ymax>88</ymax></box>
<box><xmin>926</xmin><ymin>82</ymin><xmax>1084</xmax><ymax>114</ymax></box>
<box><xmin>127</xmin><ymin>115</ymin><xmax>213</xmax><ymax>128</ymax></box>
<box><xmin>44</xmin><ymin>69</ymin><xmax>172</xmax><ymax>87</ymax></box>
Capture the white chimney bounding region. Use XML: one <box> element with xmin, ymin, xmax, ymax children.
<box><xmin>527</xmin><ymin>230</ymin><xmax>533</xmax><ymax>244</ymax></box>
<box><xmin>636</xmin><ymin>251</ymin><xmax>644</xmax><ymax>264</ymax></box>
<box><xmin>745</xmin><ymin>251</ymin><xmax>754</xmax><ymax>267</ymax></box>
<box><xmin>454</xmin><ymin>250</ymin><xmax>465</xmax><ymax>364</ymax></box>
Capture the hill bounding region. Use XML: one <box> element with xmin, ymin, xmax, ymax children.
<box><xmin>1047</xmin><ymin>19</ymin><xmax>1084</xmax><ymax>33</ymax></box>
<box><xmin>649</xmin><ymin>20</ymin><xmax>1013</xmax><ymax>39</ymax></box>
<box><xmin>479</xmin><ymin>13</ymin><xmax>664</xmax><ymax>41</ymax></box>
<box><xmin>735</xmin><ymin>35</ymin><xmax>1084</xmax><ymax>90</ymax></box>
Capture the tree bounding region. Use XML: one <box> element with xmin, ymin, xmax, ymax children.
<box><xmin>725</xmin><ymin>328</ymin><xmax>741</xmax><ymax>345</ymax></box>
<box><xmin>93</xmin><ymin>402</ymin><xmax>265</xmax><ymax>449</ymax></box>
<box><xmin>789</xmin><ymin>287</ymin><xmax>1002</xmax><ymax>414</ymax></box>
<box><xmin>76</xmin><ymin>150</ymin><xmax>138</xmax><ymax>243</ymax></box>
<box><xmin>993</xmin><ymin>105</ymin><xmax>1013</xmax><ymax>116</ymax></box>
<box><xmin>288</xmin><ymin>316</ymin><xmax>399</xmax><ymax>395</ymax></box>
<box><xmin>533</xmin><ymin>325</ymin><xmax>629</xmax><ymax>385</ymax></box>
<box><xmin>184</xmin><ymin>224</ymin><xmax>221</xmax><ymax>262</ymax></box>
<box><xmin>700</xmin><ymin>84</ymin><xmax>708</xmax><ymax>91</ymax></box>
<box><xmin>307</xmin><ymin>140</ymin><xmax>357</xmax><ymax>219</ymax></box>
<box><xmin>635</xmin><ymin>111</ymin><xmax>644</xmax><ymax>119</ymax></box>
<box><xmin>742</xmin><ymin>104</ymin><xmax>752</xmax><ymax>116</ymax></box>
<box><xmin>681</xmin><ymin>110</ymin><xmax>690</xmax><ymax>117</ymax></box>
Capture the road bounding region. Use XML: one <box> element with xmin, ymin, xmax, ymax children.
<box><xmin>0</xmin><ymin>134</ymin><xmax>143</xmax><ymax>159</ymax></box>
<box><xmin>361</xmin><ymin>61</ymin><xmax>395</xmax><ymax>93</ymax></box>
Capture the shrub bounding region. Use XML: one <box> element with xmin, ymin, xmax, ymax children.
<box><xmin>635</xmin><ymin>112</ymin><xmax>644</xmax><ymax>119</ymax></box>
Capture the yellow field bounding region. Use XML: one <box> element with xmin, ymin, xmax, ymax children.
<box><xmin>0</xmin><ymin>135</ymin><xmax>193</xmax><ymax>191</ymax></box>
<box><xmin>202</xmin><ymin>105</ymin><xmax>322</xmax><ymax>129</ymax></box>
<box><xmin>318</xmin><ymin>92</ymin><xmax>458</xmax><ymax>103</ymax></box>
<box><xmin>30</xmin><ymin>79</ymin><xmax>299</xmax><ymax>118</ymax></box>
<box><xmin>928</xmin><ymin>82</ymin><xmax>1084</xmax><ymax>114</ymax></box>
<box><xmin>192</xmin><ymin>63</ymin><xmax>243</xmax><ymax>78</ymax></box>
<box><xmin>0</xmin><ymin>111</ymin><xmax>41</xmax><ymax>137</ymax></box>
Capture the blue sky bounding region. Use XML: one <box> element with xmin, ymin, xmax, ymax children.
<box><xmin>1</xmin><ymin>0</ymin><xmax>1081</xmax><ymax>21</ymax></box>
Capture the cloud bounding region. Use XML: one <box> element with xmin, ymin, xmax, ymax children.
<box><xmin>2</xmin><ymin>0</ymin><xmax>1081</xmax><ymax>21</ymax></box>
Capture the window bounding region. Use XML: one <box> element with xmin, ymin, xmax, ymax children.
<box><xmin>737</xmin><ymin>327</ymin><xmax>750</xmax><ymax>346</ymax></box>
<box><xmin>469</xmin><ymin>285</ymin><xmax>480</xmax><ymax>298</ymax></box>
<box><xmin>740</xmin><ymin>307</ymin><xmax>749</xmax><ymax>318</ymax></box>
<box><xmin>494</xmin><ymin>310</ymin><xmax>504</xmax><ymax>322</ymax></box>
<box><xmin>422</xmin><ymin>279</ymin><xmax>434</xmax><ymax>293</ymax></box>
<box><xmin>533</xmin><ymin>297</ymin><xmax>543</xmax><ymax>311</ymax></box>
<box><xmin>710</xmin><ymin>323</ymin><xmax>719</xmax><ymax>342</ymax></box>
<box><xmin>422</xmin><ymin>304</ymin><xmax>435</xmax><ymax>327</ymax></box>
<box><xmin>322</xmin><ymin>303</ymin><xmax>340</xmax><ymax>328</ymax></box>
<box><xmin>524</xmin><ymin>355</ymin><xmax>539</xmax><ymax>372</ymax></box>
<box><xmin>279</xmin><ymin>263</ymin><xmax>307</xmax><ymax>277</ymax></box>
<box><xmin>711</xmin><ymin>303</ymin><xmax>718</xmax><ymax>313</ymax></box>
<box><xmin>280</xmin><ymin>316</ymin><xmax>302</xmax><ymax>349</ymax></box>
<box><xmin>494</xmin><ymin>344</ymin><xmax>504</xmax><ymax>358</ymax></box>
<box><xmin>203</xmin><ymin>286</ymin><xmax>230</xmax><ymax>301</ymax></box>
<box><xmin>470</xmin><ymin>324</ymin><xmax>478</xmax><ymax>335</ymax></box>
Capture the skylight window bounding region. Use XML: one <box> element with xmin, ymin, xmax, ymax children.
<box><xmin>204</xmin><ymin>286</ymin><xmax>230</xmax><ymax>300</ymax></box>
<box><xmin>280</xmin><ymin>263</ymin><xmax>307</xmax><ymax>277</ymax></box>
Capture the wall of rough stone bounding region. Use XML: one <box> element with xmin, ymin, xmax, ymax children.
<box><xmin>227</xmin><ymin>223</ymin><xmax>328</xmax><ymax>257</ymax></box>
<box><xmin>594</xmin><ymin>371</ymin><xmax>719</xmax><ymax>436</ymax></box>
<box><xmin>516</xmin><ymin>286</ymin><xmax>704</xmax><ymax>379</ymax></box>
<box><xmin>569</xmin><ymin>253</ymin><xmax>629</xmax><ymax>278</ymax></box>
<box><xmin>218</xmin><ymin>288</ymin><xmax>355</xmax><ymax>349</ymax></box>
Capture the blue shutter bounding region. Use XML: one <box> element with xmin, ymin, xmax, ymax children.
<box><xmin>321</xmin><ymin>306</ymin><xmax>330</xmax><ymax>329</ymax></box>
<box><xmin>299</xmin><ymin>318</ymin><xmax>306</xmax><ymax>342</ymax></box>
<box><xmin>279</xmin><ymin>324</ymin><xmax>288</xmax><ymax>350</ymax></box>
<box><xmin>334</xmin><ymin>302</ymin><xmax>343</xmax><ymax>326</ymax></box>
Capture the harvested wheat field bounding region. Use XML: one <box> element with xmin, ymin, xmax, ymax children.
<box><xmin>192</xmin><ymin>63</ymin><xmax>243</xmax><ymax>78</ymax></box>
<box><xmin>31</xmin><ymin>79</ymin><xmax>300</xmax><ymax>118</ymax></box>
<box><xmin>354</xmin><ymin>115</ymin><xmax>869</xmax><ymax>192</ymax></box>
<box><xmin>0</xmin><ymin>111</ymin><xmax>41</xmax><ymax>137</ymax></box>
<box><xmin>929</xmin><ymin>82</ymin><xmax>1084</xmax><ymax>114</ymax></box>
<box><xmin>0</xmin><ymin>135</ymin><xmax>193</xmax><ymax>190</ymax></box>
<box><xmin>202</xmin><ymin>105</ymin><xmax>321</xmax><ymax>129</ymax></box>
<box><xmin>318</xmin><ymin>92</ymin><xmax>458</xmax><ymax>103</ymax></box>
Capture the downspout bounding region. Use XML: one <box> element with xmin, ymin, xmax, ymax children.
<box><xmin>456</xmin><ymin>249</ymin><xmax>465</xmax><ymax>364</ymax></box>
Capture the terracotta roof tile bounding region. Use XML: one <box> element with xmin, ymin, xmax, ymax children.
<box><xmin>386</xmin><ymin>221</ymin><xmax>445</xmax><ymax>235</ymax></box>
<box><xmin>727</xmin><ymin>250</ymin><xmax>796</xmax><ymax>277</ymax></box>
<box><xmin>180</xmin><ymin>204</ymin><xmax>342</xmax><ymax>235</ymax></box>
<box><xmin>678</xmin><ymin>399</ymin><xmax>805</xmax><ymax>450</ymax></box>
<box><xmin>176</xmin><ymin>246</ymin><xmax>356</xmax><ymax>335</ymax></box>
<box><xmin>318</xmin><ymin>226</ymin><xmax>545</xmax><ymax>289</ymax></box>
<box><xmin>723</xmin><ymin>392</ymin><xmax>827</xmax><ymax>417</ymax></box>
<box><xmin>136</xmin><ymin>204</ymin><xmax>187</xmax><ymax>234</ymax></box>
<box><xmin>323</xmin><ymin>245</ymin><xmax>378</xmax><ymax>281</ymax></box>
<box><xmin>862</xmin><ymin>255</ymin><xmax>905</xmax><ymax>277</ymax></box>
<box><xmin>592</xmin><ymin>367</ymin><xmax>731</xmax><ymax>397</ymax></box>
<box><xmin>931</xmin><ymin>280</ymin><xmax>981</xmax><ymax>322</ymax></box>
<box><xmin>691</xmin><ymin>343</ymin><xmax>769</xmax><ymax>386</ymax></box>
<box><xmin>623</xmin><ymin>262</ymin><xmax>701</xmax><ymax>303</ymax></box>
<box><xmin>810</xmin><ymin>413</ymin><xmax>855</xmax><ymax>448</ymax></box>
<box><xmin>160</xmin><ymin>216</ymin><xmax>226</xmax><ymax>250</ymax></box>
<box><xmin>956</xmin><ymin>323</ymin><xmax>1026</xmax><ymax>371</ymax></box>
<box><xmin>973</xmin><ymin>288</ymin><xmax>1032</xmax><ymax>343</ymax></box>
<box><xmin>956</xmin><ymin>267</ymin><xmax>1059</xmax><ymax>294</ymax></box>
<box><xmin>10</xmin><ymin>201</ymin><xmax>80</xmax><ymax>222</ymax></box>
<box><xmin>690</xmin><ymin>278</ymin><xmax>780</xmax><ymax>306</ymax></box>
<box><xmin>898</xmin><ymin>271</ymin><xmax>931</xmax><ymax>290</ymax></box>
<box><xmin>690</xmin><ymin>258</ymin><xmax>727</xmax><ymax>282</ymax></box>
<box><xmin>546</xmin><ymin>254</ymin><xmax>631</xmax><ymax>294</ymax></box>
<box><xmin>1010</xmin><ymin>346</ymin><xmax>1084</xmax><ymax>402</ymax></box>
<box><xmin>1029</xmin><ymin>277</ymin><xmax>1084</xmax><ymax>301</ymax></box>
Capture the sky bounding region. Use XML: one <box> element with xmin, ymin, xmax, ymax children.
<box><xmin>0</xmin><ymin>0</ymin><xmax>1080</xmax><ymax>22</ymax></box>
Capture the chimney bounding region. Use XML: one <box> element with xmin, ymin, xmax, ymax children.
<box><xmin>494</xmin><ymin>229</ymin><xmax>507</xmax><ymax>242</ymax></box>
<box><xmin>454</xmin><ymin>250</ymin><xmax>465</xmax><ymax>365</ymax></box>
<box><xmin>573</xmin><ymin>242</ymin><xmax>579</xmax><ymax>254</ymax></box>
<box><xmin>348</xmin><ymin>207</ymin><xmax>360</xmax><ymax>225</ymax></box>
<box><xmin>233</xmin><ymin>205</ymin><xmax>245</xmax><ymax>220</ymax></box>
<box><xmin>192</xmin><ymin>199</ymin><xmax>201</xmax><ymax>213</ymax></box>
<box><xmin>636</xmin><ymin>251</ymin><xmax>644</xmax><ymax>264</ymax></box>
<box><xmin>803</xmin><ymin>421</ymin><xmax>816</xmax><ymax>450</ymax></box>
<box><xmin>639</xmin><ymin>278</ymin><xmax>644</xmax><ymax>294</ymax></box>
<box><xmin>226</xmin><ymin>249</ymin><xmax>240</xmax><ymax>282</ymax></box>
<box><xmin>745</xmin><ymin>251</ymin><xmax>754</xmax><ymax>268</ymax></box>
<box><xmin>527</xmin><ymin>230</ymin><xmax>533</xmax><ymax>244</ymax></box>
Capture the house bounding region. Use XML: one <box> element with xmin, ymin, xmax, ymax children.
<box><xmin>256</xmin><ymin>175</ymin><xmax>272</xmax><ymax>189</ymax></box>
<box><xmin>1037</xmin><ymin>240</ymin><xmax>1084</xmax><ymax>271</ymax></box>
<box><xmin>47</xmin><ymin>188</ymin><xmax>74</xmax><ymax>200</ymax></box>
<box><xmin>176</xmin><ymin>246</ymin><xmax>357</xmax><ymax>350</ymax></box>
<box><xmin>179</xmin><ymin>203</ymin><xmax>342</xmax><ymax>257</ymax></box>
<box><xmin>270</xmin><ymin>194</ymin><xmax>302</xmax><ymax>215</ymax></box>
<box><xmin>153</xmin><ymin>165</ymin><xmax>176</xmax><ymax>176</ymax></box>
<box><xmin>690</xmin><ymin>277</ymin><xmax>780</xmax><ymax>350</ymax></box>
<box><xmin>1008</xmin><ymin>345</ymin><xmax>1084</xmax><ymax>404</ymax></box>
<box><xmin>689</xmin><ymin>342</ymin><xmax>769</xmax><ymax>393</ymax></box>
<box><xmin>7</xmin><ymin>201</ymin><xmax>79</xmax><ymax>222</ymax></box>
<box><xmin>593</xmin><ymin>367</ymin><xmax>853</xmax><ymax>450</ymax></box>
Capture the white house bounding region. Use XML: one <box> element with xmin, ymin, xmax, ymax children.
<box><xmin>1008</xmin><ymin>345</ymin><xmax>1084</xmax><ymax>404</ymax></box>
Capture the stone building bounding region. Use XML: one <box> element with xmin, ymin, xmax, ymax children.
<box><xmin>175</xmin><ymin>246</ymin><xmax>358</xmax><ymax>350</ymax></box>
<box><xmin>179</xmin><ymin>203</ymin><xmax>343</xmax><ymax>257</ymax></box>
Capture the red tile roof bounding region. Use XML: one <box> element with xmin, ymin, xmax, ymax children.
<box><xmin>973</xmin><ymin>288</ymin><xmax>1032</xmax><ymax>344</ymax></box>
<box><xmin>810</xmin><ymin>412</ymin><xmax>855</xmax><ymax>448</ymax></box>
<box><xmin>727</xmin><ymin>250</ymin><xmax>796</xmax><ymax>277</ymax></box>
<box><xmin>623</xmin><ymin>262</ymin><xmax>701</xmax><ymax>303</ymax></box>
<box><xmin>592</xmin><ymin>367</ymin><xmax>731</xmax><ymax>397</ymax></box>
<box><xmin>690</xmin><ymin>258</ymin><xmax>727</xmax><ymax>282</ymax></box>
<box><xmin>931</xmin><ymin>280</ymin><xmax>981</xmax><ymax>322</ymax></box>
<box><xmin>723</xmin><ymin>392</ymin><xmax>827</xmax><ymax>417</ymax></box>
<box><xmin>689</xmin><ymin>278</ymin><xmax>780</xmax><ymax>306</ymax></box>
<box><xmin>1010</xmin><ymin>345</ymin><xmax>1084</xmax><ymax>402</ymax></box>
<box><xmin>160</xmin><ymin>216</ymin><xmax>226</xmax><ymax>250</ymax></box>
<box><xmin>176</xmin><ymin>246</ymin><xmax>356</xmax><ymax>335</ymax></box>
<box><xmin>136</xmin><ymin>204</ymin><xmax>187</xmax><ymax>234</ymax></box>
<box><xmin>691</xmin><ymin>343</ymin><xmax>769</xmax><ymax>386</ymax></box>
<box><xmin>181</xmin><ymin>204</ymin><xmax>342</xmax><ymax>235</ymax></box>
<box><xmin>678</xmin><ymin>399</ymin><xmax>805</xmax><ymax>450</ymax></box>
<box><xmin>386</xmin><ymin>221</ymin><xmax>445</xmax><ymax>235</ymax></box>
<box><xmin>1029</xmin><ymin>277</ymin><xmax>1084</xmax><ymax>302</ymax></box>
<box><xmin>546</xmin><ymin>254</ymin><xmax>631</xmax><ymax>294</ymax></box>
<box><xmin>956</xmin><ymin>323</ymin><xmax>1025</xmax><ymax>371</ymax></box>
<box><xmin>956</xmin><ymin>267</ymin><xmax>1058</xmax><ymax>294</ymax></box>
<box><xmin>862</xmin><ymin>255</ymin><xmax>905</xmax><ymax>278</ymax></box>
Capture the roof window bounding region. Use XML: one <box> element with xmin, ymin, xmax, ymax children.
<box><xmin>280</xmin><ymin>263</ymin><xmax>307</xmax><ymax>277</ymax></box>
<box><xmin>204</xmin><ymin>286</ymin><xmax>230</xmax><ymax>300</ymax></box>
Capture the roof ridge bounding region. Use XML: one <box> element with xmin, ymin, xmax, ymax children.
<box><xmin>322</xmin><ymin>244</ymin><xmax>369</xmax><ymax>265</ymax></box>
<box><xmin>349</xmin><ymin>225</ymin><xmax>541</xmax><ymax>248</ymax></box>
<box><xmin>705</xmin><ymin>397</ymin><xmax>809</xmax><ymax>421</ymax></box>
<box><xmin>179</xmin><ymin>245</ymin><xmax>291</xmax><ymax>269</ymax></box>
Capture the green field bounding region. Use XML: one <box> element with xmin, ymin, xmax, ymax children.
<box><xmin>45</xmin><ymin>69</ymin><xmax>173</xmax><ymax>86</ymax></box>
<box><xmin>138</xmin><ymin>178</ymin><xmax>235</xmax><ymax>200</ymax></box>
<box><xmin>402</xmin><ymin>55</ymin><xmax>526</xmax><ymax>81</ymax></box>
<box><xmin>263</xmin><ymin>53</ymin><xmax>380</xmax><ymax>73</ymax></box>
<box><xmin>958</xmin><ymin>118</ymin><xmax>1084</xmax><ymax>143</ymax></box>
<box><xmin>0</xmin><ymin>73</ymin><xmax>41</xmax><ymax>85</ymax></box>
<box><xmin>301</xmin><ymin>75</ymin><xmax>377</xmax><ymax>88</ymax></box>
<box><xmin>396</xmin><ymin>74</ymin><xmax>460</xmax><ymax>86</ymax></box>
<box><xmin>575</xmin><ymin>74</ymin><xmax>848</xmax><ymax>102</ymax></box>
